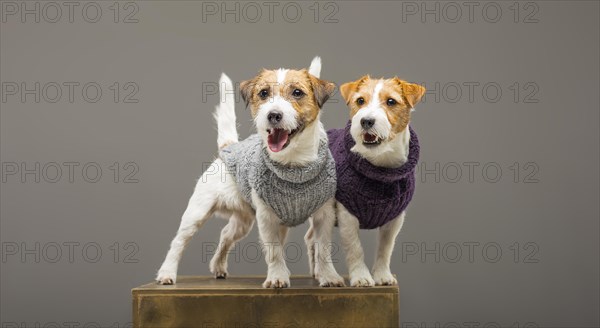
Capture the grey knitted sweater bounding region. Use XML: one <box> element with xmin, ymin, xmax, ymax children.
<box><xmin>219</xmin><ymin>134</ymin><xmax>337</xmax><ymax>227</ymax></box>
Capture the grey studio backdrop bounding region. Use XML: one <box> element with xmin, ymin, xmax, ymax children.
<box><xmin>1</xmin><ymin>1</ymin><xmax>598</xmax><ymax>327</ymax></box>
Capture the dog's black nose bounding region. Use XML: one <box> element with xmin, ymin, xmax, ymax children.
<box><xmin>268</xmin><ymin>111</ymin><xmax>283</xmax><ymax>124</ymax></box>
<box><xmin>361</xmin><ymin>118</ymin><xmax>375</xmax><ymax>129</ymax></box>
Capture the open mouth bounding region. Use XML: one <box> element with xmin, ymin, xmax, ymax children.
<box><xmin>362</xmin><ymin>132</ymin><xmax>382</xmax><ymax>146</ymax></box>
<box><xmin>267</xmin><ymin>128</ymin><xmax>299</xmax><ymax>152</ymax></box>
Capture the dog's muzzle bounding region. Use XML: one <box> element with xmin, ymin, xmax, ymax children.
<box><xmin>266</xmin><ymin>110</ymin><xmax>301</xmax><ymax>153</ymax></box>
<box><xmin>360</xmin><ymin>117</ymin><xmax>382</xmax><ymax>146</ymax></box>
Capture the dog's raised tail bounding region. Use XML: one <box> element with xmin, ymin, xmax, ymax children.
<box><xmin>215</xmin><ymin>73</ymin><xmax>238</xmax><ymax>149</ymax></box>
<box><xmin>309</xmin><ymin>56</ymin><xmax>321</xmax><ymax>78</ymax></box>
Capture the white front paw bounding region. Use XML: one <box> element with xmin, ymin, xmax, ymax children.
<box><xmin>318</xmin><ymin>271</ymin><xmax>346</xmax><ymax>287</ymax></box>
<box><xmin>263</xmin><ymin>276</ymin><xmax>290</xmax><ymax>288</ymax></box>
<box><xmin>349</xmin><ymin>267</ymin><xmax>375</xmax><ymax>287</ymax></box>
<box><xmin>263</xmin><ymin>268</ymin><xmax>290</xmax><ymax>288</ymax></box>
<box><xmin>350</xmin><ymin>273</ymin><xmax>375</xmax><ymax>287</ymax></box>
<box><xmin>156</xmin><ymin>269</ymin><xmax>177</xmax><ymax>285</ymax></box>
<box><xmin>372</xmin><ymin>269</ymin><xmax>397</xmax><ymax>286</ymax></box>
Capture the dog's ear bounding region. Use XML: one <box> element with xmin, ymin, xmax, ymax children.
<box><xmin>239</xmin><ymin>78</ymin><xmax>255</xmax><ymax>108</ymax></box>
<box><xmin>340</xmin><ymin>76</ymin><xmax>368</xmax><ymax>104</ymax></box>
<box><xmin>309</xmin><ymin>75</ymin><xmax>335</xmax><ymax>108</ymax></box>
<box><xmin>396</xmin><ymin>78</ymin><xmax>426</xmax><ymax>108</ymax></box>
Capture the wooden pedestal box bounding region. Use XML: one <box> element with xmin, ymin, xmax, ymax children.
<box><xmin>132</xmin><ymin>276</ymin><xmax>399</xmax><ymax>327</ymax></box>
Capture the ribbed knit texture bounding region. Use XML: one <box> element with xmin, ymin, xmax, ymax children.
<box><xmin>219</xmin><ymin>134</ymin><xmax>337</xmax><ymax>227</ymax></box>
<box><xmin>327</xmin><ymin>122</ymin><xmax>419</xmax><ymax>229</ymax></box>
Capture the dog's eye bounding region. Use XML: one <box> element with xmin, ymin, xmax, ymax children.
<box><xmin>292</xmin><ymin>89</ymin><xmax>305</xmax><ymax>98</ymax></box>
<box><xmin>386</xmin><ymin>98</ymin><xmax>397</xmax><ymax>106</ymax></box>
<box><xmin>258</xmin><ymin>89</ymin><xmax>269</xmax><ymax>99</ymax></box>
<box><xmin>356</xmin><ymin>97</ymin><xmax>365</xmax><ymax>106</ymax></box>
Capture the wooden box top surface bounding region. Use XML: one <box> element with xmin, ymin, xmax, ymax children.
<box><xmin>132</xmin><ymin>275</ymin><xmax>399</xmax><ymax>295</ymax></box>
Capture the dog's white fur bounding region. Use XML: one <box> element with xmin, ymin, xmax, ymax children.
<box><xmin>214</xmin><ymin>73</ymin><xmax>238</xmax><ymax>148</ymax></box>
<box><xmin>156</xmin><ymin>58</ymin><xmax>344</xmax><ymax>288</ymax></box>
<box><xmin>309</xmin><ymin>56</ymin><xmax>322</xmax><ymax>78</ymax></box>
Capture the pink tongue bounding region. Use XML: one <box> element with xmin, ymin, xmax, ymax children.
<box><xmin>268</xmin><ymin>129</ymin><xmax>289</xmax><ymax>152</ymax></box>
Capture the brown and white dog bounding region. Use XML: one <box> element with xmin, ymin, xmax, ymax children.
<box><xmin>306</xmin><ymin>76</ymin><xmax>425</xmax><ymax>287</ymax></box>
<box><xmin>156</xmin><ymin>57</ymin><xmax>345</xmax><ymax>288</ymax></box>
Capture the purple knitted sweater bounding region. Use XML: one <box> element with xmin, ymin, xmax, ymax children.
<box><xmin>327</xmin><ymin>122</ymin><xmax>419</xmax><ymax>229</ymax></box>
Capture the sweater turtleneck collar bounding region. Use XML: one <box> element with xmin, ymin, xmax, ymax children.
<box><xmin>342</xmin><ymin>121</ymin><xmax>419</xmax><ymax>183</ymax></box>
<box><xmin>261</xmin><ymin>137</ymin><xmax>331</xmax><ymax>184</ymax></box>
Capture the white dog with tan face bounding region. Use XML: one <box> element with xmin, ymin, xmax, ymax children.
<box><xmin>156</xmin><ymin>57</ymin><xmax>345</xmax><ymax>288</ymax></box>
<box><xmin>306</xmin><ymin>76</ymin><xmax>425</xmax><ymax>287</ymax></box>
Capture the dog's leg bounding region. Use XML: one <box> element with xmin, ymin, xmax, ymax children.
<box><xmin>279</xmin><ymin>223</ymin><xmax>289</xmax><ymax>245</ymax></box>
<box><xmin>156</xmin><ymin>195</ymin><xmax>216</xmax><ymax>284</ymax></box>
<box><xmin>338</xmin><ymin>203</ymin><xmax>374</xmax><ymax>287</ymax></box>
<box><xmin>156</xmin><ymin>171</ymin><xmax>219</xmax><ymax>285</ymax></box>
<box><xmin>304</xmin><ymin>221</ymin><xmax>316</xmax><ymax>277</ymax></box>
<box><xmin>210</xmin><ymin>212</ymin><xmax>254</xmax><ymax>279</ymax></box>
<box><xmin>312</xmin><ymin>198</ymin><xmax>345</xmax><ymax>287</ymax></box>
<box><xmin>372</xmin><ymin>211</ymin><xmax>405</xmax><ymax>286</ymax></box>
<box><xmin>251</xmin><ymin>191</ymin><xmax>290</xmax><ymax>288</ymax></box>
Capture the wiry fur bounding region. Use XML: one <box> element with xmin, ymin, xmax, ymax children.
<box><xmin>156</xmin><ymin>57</ymin><xmax>344</xmax><ymax>288</ymax></box>
<box><xmin>215</xmin><ymin>73</ymin><xmax>238</xmax><ymax>149</ymax></box>
<box><xmin>309</xmin><ymin>56</ymin><xmax>322</xmax><ymax>78</ymax></box>
<box><xmin>350</xmin><ymin>121</ymin><xmax>410</xmax><ymax>168</ymax></box>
